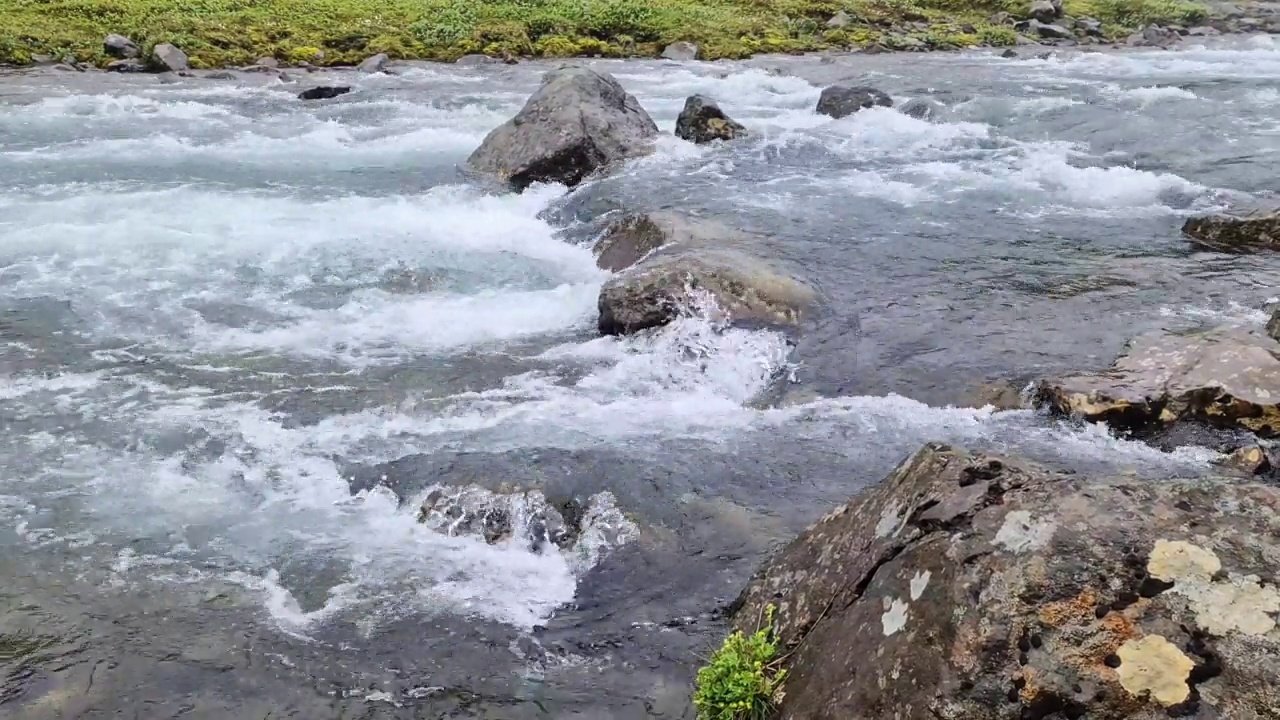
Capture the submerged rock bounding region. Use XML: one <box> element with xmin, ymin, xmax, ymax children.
<box><xmin>297</xmin><ymin>86</ymin><xmax>352</xmax><ymax>101</ymax></box>
<box><xmin>899</xmin><ymin>97</ymin><xmax>943</xmax><ymax>120</ymax></box>
<box><xmin>1181</xmin><ymin>205</ymin><xmax>1280</xmax><ymax>252</ymax></box>
<box><xmin>674</xmin><ymin>95</ymin><xmax>747</xmax><ymax>144</ymax></box>
<box><xmin>151</xmin><ymin>43</ymin><xmax>189</xmax><ymax>72</ymax></box>
<box><xmin>731</xmin><ymin>443</ymin><xmax>1280</xmax><ymax>719</ymax></box>
<box><xmin>661</xmin><ymin>41</ymin><xmax>700</xmax><ymax>61</ymax></box>
<box><xmin>816</xmin><ymin>85</ymin><xmax>892</xmax><ymax>119</ymax></box>
<box><xmin>1035</xmin><ymin>325</ymin><xmax>1280</xmax><ymax>437</ymax></box>
<box><xmin>467</xmin><ymin>67</ymin><xmax>658</xmax><ymax>190</ymax></box>
<box><xmin>103</xmin><ymin>34</ymin><xmax>139</xmax><ymax>59</ymax></box>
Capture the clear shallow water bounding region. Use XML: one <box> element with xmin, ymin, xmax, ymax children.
<box><xmin>2</xmin><ymin>37</ymin><xmax>1279</xmax><ymax>718</ymax></box>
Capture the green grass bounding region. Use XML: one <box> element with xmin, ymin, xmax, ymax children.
<box><xmin>693</xmin><ymin>604</ymin><xmax>788</xmax><ymax>720</ymax></box>
<box><xmin>0</xmin><ymin>0</ymin><xmax>1208</xmax><ymax>68</ymax></box>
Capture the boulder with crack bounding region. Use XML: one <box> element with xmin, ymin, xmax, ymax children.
<box><xmin>730</xmin><ymin>443</ymin><xmax>1280</xmax><ymax>719</ymax></box>
<box><xmin>1182</xmin><ymin>203</ymin><xmax>1280</xmax><ymax>253</ymax></box>
<box><xmin>593</xmin><ymin>212</ymin><xmax>816</xmax><ymax>335</ymax></box>
<box><xmin>1034</xmin><ymin>325</ymin><xmax>1280</xmax><ymax>437</ymax></box>
<box><xmin>467</xmin><ymin>66</ymin><xmax>658</xmax><ymax>190</ymax></box>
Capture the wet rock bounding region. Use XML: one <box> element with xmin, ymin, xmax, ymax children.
<box><xmin>861</xmin><ymin>43</ymin><xmax>886</xmax><ymax>54</ymax></box>
<box><xmin>357</xmin><ymin>52</ymin><xmax>389</xmax><ymax>73</ymax></box>
<box><xmin>1267</xmin><ymin>307</ymin><xmax>1280</xmax><ymax>342</ymax></box>
<box><xmin>731</xmin><ymin>442</ymin><xmax>1280</xmax><ymax>720</ymax></box>
<box><xmin>1029</xmin><ymin>0</ymin><xmax>1058</xmax><ymax>23</ymax></box>
<box><xmin>1128</xmin><ymin>24</ymin><xmax>1180</xmax><ymax>47</ymax></box>
<box><xmin>1181</xmin><ymin>205</ymin><xmax>1280</xmax><ymax>252</ymax></box>
<box><xmin>297</xmin><ymin>86</ymin><xmax>352</xmax><ymax>101</ymax></box>
<box><xmin>899</xmin><ymin>97</ymin><xmax>943</xmax><ymax>120</ymax></box>
<box><xmin>1187</xmin><ymin>25</ymin><xmax>1221</xmax><ymax>36</ymax></box>
<box><xmin>1035</xmin><ymin>325</ymin><xmax>1280</xmax><ymax>438</ymax></box>
<box><xmin>661</xmin><ymin>41</ymin><xmax>699</xmax><ymax>61</ymax></box>
<box><xmin>815</xmin><ymin>85</ymin><xmax>892</xmax><ymax>119</ymax></box>
<box><xmin>596</xmin><ymin>214</ymin><xmax>816</xmax><ymax>335</ymax></box>
<box><xmin>1001</xmin><ymin>48</ymin><xmax>1019</xmax><ymax>58</ymax></box>
<box><xmin>1217</xmin><ymin>445</ymin><xmax>1272</xmax><ymax>475</ymax></box>
<box><xmin>151</xmin><ymin>43</ymin><xmax>189</xmax><ymax>72</ymax></box>
<box><xmin>106</xmin><ymin>59</ymin><xmax>147</xmax><ymax>73</ymax></box>
<box><xmin>103</xmin><ymin>34</ymin><xmax>139</xmax><ymax>59</ymax></box>
<box><xmin>674</xmin><ymin>95</ymin><xmax>747</xmax><ymax>144</ymax></box>
<box><xmin>204</xmin><ymin>70</ymin><xmax>238</xmax><ymax>80</ymax></box>
<box><xmin>1076</xmin><ymin>16</ymin><xmax>1104</xmax><ymax>36</ymax></box>
<box><xmin>1029</xmin><ymin>19</ymin><xmax>1075</xmax><ymax>39</ymax></box>
<box><xmin>467</xmin><ymin>67</ymin><xmax>658</xmax><ymax>191</ymax></box>
<box><xmin>455</xmin><ymin>54</ymin><xmax>500</xmax><ymax>65</ymax></box>
<box><xmin>827</xmin><ymin>10</ymin><xmax>851</xmax><ymax>28</ymax></box>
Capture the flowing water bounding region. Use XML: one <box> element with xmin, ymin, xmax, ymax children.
<box><xmin>2</xmin><ymin>35</ymin><xmax>1279</xmax><ymax>718</ymax></box>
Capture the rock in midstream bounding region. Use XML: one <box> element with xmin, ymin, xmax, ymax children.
<box><xmin>730</xmin><ymin>442</ymin><xmax>1280</xmax><ymax>719</ymax></box>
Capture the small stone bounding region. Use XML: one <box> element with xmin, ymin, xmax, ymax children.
<box><xmin>106</xmin><ymin>59</ymin><xmax>147</xmax><ymax>73</ymax></box>
<box><xmin>816</xmin><ymin>85</ymin><xmax>892</xmax><ymax>119</ymax></box>
<box><xmin>827</xmin><ymin>10</ymin><xmax>851</xmax><ymax>28</ymax></box>
<box><xmin>1001</xmin><ymin>48</ymin><xmax>1019</xmax><ymax>58</ymax></box>
<box><xmin>674</xmin><ymin>95</ymin><xmax>747</xmax><ymax>144</ymax></box>
<box><xmin>297</xmin><ymin>86</ymin><xmax>352</xmax><ymax>101</ymax></box>
<box><xmin>151</xmin><ymin>43</ymin><xmax>189</xmax><ymax>72</ymax></box>
<box><xmin>660</xmin><ymin>41</ymin><xmax>699</xmax><ymax>61</ymax></box>
<box><xmin>357</xmin><ymin>53</ymin><xmax>389</xmax><ymax>73</ymax></box>
<box><xmin>103</xmin><ymin>34</ymin><xmax>139</xmax><ymax>59</ymax></box>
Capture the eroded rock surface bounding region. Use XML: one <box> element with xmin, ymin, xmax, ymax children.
<box><xmin>732</xmin><ymin>443</ymin><xmax>1280</xmax><ymax>719</ymax></box>
<box><xmin>1035</xmin><ymin>325</ymin><xmax>1280</xmax><ymax>437</ymax></box>
<box><xmin>1182</xmin><ymin>204</ymin><xmax>1280</xmax><ymax>252</ymax></box>
<box><xmin>467</xmin><ymin>67</ymin><xmax>658</xmax><ymax>190</ymax></box>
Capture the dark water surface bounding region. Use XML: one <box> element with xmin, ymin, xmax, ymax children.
<box><xmin>2</xmin><ymin>36</ymin><xmax>1279</xmax><ymax>718</ymax></box>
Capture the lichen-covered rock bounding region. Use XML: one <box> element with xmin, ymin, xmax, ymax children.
<box><xmin>661</xmin><ymin>41</ymin><xmax>700</xmax><ymax>61</ymax></box>
<box><xmin>357</xmin><ymin>52</ymin><xmax>389</xmax><ymax>73</ymax></box>
<box><xmin>1267</xmin><ymin>307</ymin><xmax>1280</xmax><ymax>342</ymax></box>
<box><xmin>1182</xmin><ymin>205</ymin><xmax>1280</xmax><ymax>253</ymax></box>
<box><xmin>674</xmin><ymin>95</ymin><xmax>747</xmax><ymax>145</ymax></box>
<box><xmin>595</xmin><ymin>213</ymin><xmax>815</xmax><ymax>335</ymax></box>
<box><xmin>467</xmin><ymin>67</ymin><xmax>658</xmax><ymax>191</ymax></box>
<box><xmin>731</xmin><ymin>443</ymin><xmax>1280</xmax><ymax>720</ymax></box>
<box><xmin>1217</xmin><ymin>445</ymin><xmax>1273</xmax><ymax>475</ymax></box>
<box><xmin>1035</xmin><ymin>325</ymin><xmax>1280</xmax><ymax>438</ymax></box>
<box><xmin>1029</xmin><ymin>0</ymin><xmax>1058</xmax><ymax>22</ymax></box>
<box><xmin>103</xmin><ymin>34</ymin><xmax>139</xmax><ymax>59</ymax></box>
<box><xmin>815</xmin><ymin>85</ymin><xmax>892</xmax><ymax>119</ymax></box>
<box><xmin>150</xmin><ymin>43</ymin><xmax>189</xmax><ymax>72</ymax></box>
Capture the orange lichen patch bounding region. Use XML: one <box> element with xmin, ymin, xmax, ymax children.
<box><xmin>1019</xmin><ymin>668</ymin><xmax>1042</xmax><ymax>703</ymax></box>
<box><xmin>1039</xmin><ymin>589</ymin><xmax>1101</xmax><ymax>627</ymax></box>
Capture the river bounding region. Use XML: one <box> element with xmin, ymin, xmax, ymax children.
<box><xmin>2</xmin><ymin>36</ymin><xmax>1278</xmax><ymax>718</ymax></box>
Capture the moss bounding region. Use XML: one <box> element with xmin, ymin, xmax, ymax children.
<box><xmin>0</xmin><ymin>0</ymin><xmax>1211</xmax><ymax>68</ymax></box>
<box><xmin>977</xmin><ymin>24</ymin><xmax>1019</xmax><ymax>44</ymax></box>
<box><xmin>693</xmin><ymin>604</ymin><xmax>788</xmax><ymax>720</ymax></box>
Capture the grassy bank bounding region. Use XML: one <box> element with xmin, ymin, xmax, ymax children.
<box><xmin>1</xmin><ymin>0</ymin><xmax>1208</xmax><ymax>68</ymax></box>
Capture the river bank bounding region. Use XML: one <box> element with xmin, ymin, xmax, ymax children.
<box><xmin>0</xmin><ymin>0</ymin><xmax>1251</xmax><ymax>70</ymax></box>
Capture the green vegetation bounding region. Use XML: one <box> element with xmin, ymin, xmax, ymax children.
<box><xmin>0</xmin><ymin>0</ymin><xmax>1208</xmax><ymax>68</ymax></box>
<box><xmin>693</xmin><ymin>604</ymin><xmax>788</xmax><ymax>720</ymax></box>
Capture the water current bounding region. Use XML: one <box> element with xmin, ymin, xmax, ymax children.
<box><xmin>2</xmin><ymin>36</ymin><xmax>1279</xmax><ymax>718</ymax></box>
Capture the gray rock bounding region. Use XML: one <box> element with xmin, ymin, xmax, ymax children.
<box><xmin>731</xmin><ymin>443</ymin><xmax>1280</xmax><ymax>720</ymax></box>
<box><xmin>1076</xmin><ymin>16</ymin><xmax>1104</xmax><ymax>36</ymax></box>
<box><xmin>1128</xmin><ymin>24</ymin><xmax>1180</xmax><ymax>47</ymax></box>
<box><xmin>103</xmin><ymin>34</ymin><xmax>139</xmax><ymax>59</ymax></box>
<box><xmin>106</xmin><ymin>59</ymin><xmax>147</xmax><ymax>73</ymax></box>
<box><xmin>827</xmin><ymin>10</ymin><xmax>851</xmax><ymax>28</ymax></box>
<box><xmin>467</xmin><ymin>67</ymin><xmax>658</xmax><ymax>190</ymax></box>
<box><xmin>899</xmin><ymin>97</ymin><xmax>943</xmax><ymax>120</ymax></box>
<box><xmin>989</xmin><ymin>11</ymin><xmax>1012</xmax><ymax>24</ymax></box>
<box><xmin>1268</xmin><ymin>307</ymin><xmax>1280</xmax><ymax>342</ymax></box>
<box><xmin>1029</xmin><ymin>0</ymin><xmax>1058</xmax><ymax>23</ymax></box>
<box><xmin>241</xmin><ymin>64</ymin><xmax>280</xmax><ymax>73</ymax></box>
<box><xmin>1187</xmin><ymin>25</ymin><xmax>1221</xmax><ymax>36</ymax></box>
<box><xmin>1029</xmin><ymin>19</ymin><xmax>1075</xmax><ymax>39</ymax></box>
<box><xmin>357</xmin><ymin>53</ymin><xmax>389</xmax><ymax>73</ymax></box>
<box><xmin>1182</xmin><ymin>204</ymin><xmax>1280</xmax><ymax>252</ymax></box>
<box><xmin>815</xmin><ymin>85</ymin><xmax>892</xmax><ymax>119</ymax></box>
<box><xmin>254</xmin><ymin>57</ymin><xmax>280</xmax><ymax>68</ymax></box>
<box><xmin>660</xmin><ymin>41</ymin><xmax>699</xmax><ymax>61</ymax></box>
<box><xmin>204</xmin><ymin>71</ymin><xmax>238</xmax><ymax>81</ymax></box>
<box><xmin>298</xmin><ymin>86</ymin><xmax>351</xmax><ymax>101</ymax></box>
<box><xmin>1035</xmin><ymin>325</ymin><xmax>1280</xmax><ymax>437</ymax></box>
<box><xmin>674</xmin><ymin>95</ymin><xmax>747</xmax><ymax>144</ymax></box>
<box><xmin>1001</xmin><ymin>48</ymin><xmax>1019</xmax><ymax>57</ymax></box>
<box><xmin>595</xmin><ymin>213</ymin><xmax>815</xmax><ymax>335</ymax></box>
<box><xmin>1217</xmin><ymin>444</ymin><xmax>1273</xmax><ymax>475</ymax></box>
<box><xmin>455</xmin><ymin>54</ymin><xmax>500</xmax><ymax>65</ymax></box>
<box><xmin>151</xmin><ymin>43</ymin><xmax>189</xmax><ymax>72</ymax></box>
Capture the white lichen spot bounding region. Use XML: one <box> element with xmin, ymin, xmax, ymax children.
<box><xmin>1115</xmin><ymin>635</ymin><xmax>1195</xmax><ymax>706</ymax></box>
<box><xmin>993</xmin><ymin>511</ymin><xmax>1057</xmax><ymax>553</ymax></box>
<box><xmin>1147</xmin><ymin>539</ymin><xmax>1221</xmax><ymax>583</ymax></box>
<box><xmin>1181</xmin><ymin>573</ymin><xmax>1280</xmax><ymax>636</ymax></box>
<box><xmin>881</xmin><ymin>598</ymin><xmax>910</xmax><ymax>636</ymax></box>
<box><xmin>875</xmin><ymin>503</ymin><xmax>903</xmax><ymax>539</ymax></box>
<box><xmin>910</xmin><ymin>570</ymin><xmax>931</xmax><ymax>601</ymax></box>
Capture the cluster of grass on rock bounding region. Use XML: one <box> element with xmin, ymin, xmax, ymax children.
<box><xmin>693</xmin><ymin>604</ymin><xmax>788</xmax><ymax>720</ymax></box>
<box><xmin>1</xmin><ymin>0</ymin><xmax>1208</xmax><ymax>68</ymax></box>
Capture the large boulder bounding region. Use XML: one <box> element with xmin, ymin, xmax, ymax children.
<box><xmin>674</xmin><ymin>95</ymin><xmax>747</xmax><ymax>144</ymax></box>
<box><xmin>467</xmin><ymin>67</ymin><xmax>658</xmax><ymax>190</ymax></box>
<box><xmin>1028</xmin><ymin>19</ymin><xmax>1075</xmax><ymax>39</ymax></box>
<box><xmin>103</xmin><ymin>34</ymin><xmax>139</xmax><ymax>59</ymax></box>
<box><xmin>1029</xmin><ymin>0</ymin><xmax>1058</xmax><ymax>23</ymax></box>
<box><xmin>816</xmin><ymin>85</ymin><xmax>892</xmax><ymax>119</ymax></box>
<box><xmin>357</xmin><ymin>52</ymin><xmax>389</xmax><ymax>73</ymax></box>
<box><xmin>1182</xmin><ymin>205</ymin><xmax>1280</xmax><ymax>252</ymax></box>
<box><xmin>151</xmin><ymin>43</ymin><xmax>189</xmax><ymax>72</ymax></box>
<box><xmin>593</xmin><ymin>213</ymin><xmax>815</xmax><ymax>335</ymax></box>
<box><xmin>1128</xmin><ymin>24</ymin><xmax>1180</xmax><ymax>47</ymax></box>
<box><xmin>731</xmin><ymin>443</ymin><xmax>1280</xmax><ymax>719</ymax></box>
<box><xmin>1035</xmin><ymin>325</ymin><xmax>1280</xmax><ymax>437</ymax></box>
<box><xmin>661</xmin><ymin>41</ymin><xmax>700</xmax><ymax>61</ymax></box>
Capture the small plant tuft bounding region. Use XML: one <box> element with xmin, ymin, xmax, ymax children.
<box><xmin>693</xmin><ymin>604</ymin><xmax>788</xmax><ymax>720</ymax></box>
